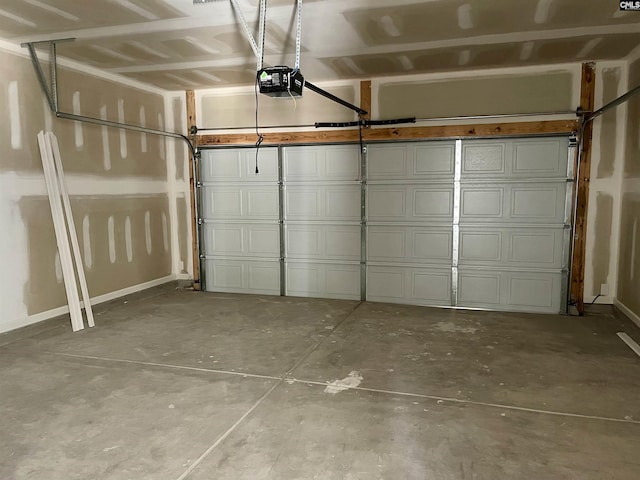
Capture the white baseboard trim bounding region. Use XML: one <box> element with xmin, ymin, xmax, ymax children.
<box><xmin>175</xmin><ymin>273</ymin><xmax>193</xmax><ymax>281</ymax></box>
<box><xmin>614</xmin><ymin>299</ymin><xmax>640</xmax><ymax>329</ymax></box>
<box><xmin>2</xmin><ymin>275</ymin><xmax>177</xmax><ymax>334</ymax></box>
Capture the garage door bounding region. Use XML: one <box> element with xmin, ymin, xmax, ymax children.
<box><xmin>367</xmin><ymin>137</ymin><xmax>572</xmax><ymax>313</ymax></box>
<box><xmin>198</xmin><ymin>136</ymin><xmax>572</xmax><ymax>314</ymax></box>
<box><xmin>200</xmin><ymin>147</ymin><xmax>281</xmax><ymax>295</ymax></box>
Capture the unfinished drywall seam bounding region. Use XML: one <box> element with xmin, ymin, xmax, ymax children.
<box><xmin>99</xmin><ymin>105</ymin><xmax>112</xmax><ymax>171</ymax></box>
<box><xmin>8</xmin><ymin>81</ymin><xmax>22</xmax><ymax>149</ymax></box>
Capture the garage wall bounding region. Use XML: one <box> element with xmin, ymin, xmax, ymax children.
<box><xmin>584</xmin><ymin>62</ymin><xmax>627</xmax><ymax>304</ymax></box>
<box><xmin>0</xmin><ymin>43</ymin><xmax>179</xmax><ymax>333</ymax></box>
<box><xmin>616</xmin><ymin>55</ymin><xmax>640</xmax><ymax>321</ymax></box>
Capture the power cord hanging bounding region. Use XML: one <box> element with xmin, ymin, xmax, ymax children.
<box><xmin>254</xmin><ymin>75</ymin><xmax>264</xmax><ymax>174</ymax></box>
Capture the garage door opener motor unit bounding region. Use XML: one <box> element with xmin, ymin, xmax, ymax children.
<box><xmin>258</xmin><ymin>66</ymin><xmax>304</xmax><ymax>98</ymax></box>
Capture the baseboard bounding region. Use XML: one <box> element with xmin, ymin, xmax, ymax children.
<box><xmin>614</xmin><ymin>299</ymin><xmax>640</xmax><ymax>329</ymax></box>
<box><xmin>1</xmin><ymin>275</ymin><xmax>176</xmax><ymax>334</ymax></box>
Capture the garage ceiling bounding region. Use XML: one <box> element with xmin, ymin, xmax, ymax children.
<box><xmin>3</xmin><ymin>0</ymin><xmax>640</xmax><ymax>91</ymax></box>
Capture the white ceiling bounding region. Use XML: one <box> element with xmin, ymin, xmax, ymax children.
<box><xmin>2</xmin><ymin>0</ymin><xmax>640</xmax><ymax>91</ymax></box>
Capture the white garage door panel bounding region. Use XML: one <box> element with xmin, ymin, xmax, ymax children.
<box><xmin>458</xmin><ymin>269</ymin><xmax>562</xmax><ymax>313</ymax></box>
<box><xmin>368</xmin><ymin>142</ymin><xmax>455</xmax><ymax>180</ymax></box>
<box><xmin>462</xmin><ymin>138</ymin><xmax>568</xmax><ymax>179</ymax></box>
<box><xmin>205</xmin><ymin>259</ymin><xmax>280</xmax><ymax>295</ymax></box>
<box><xmin>203</xmin><ymin>223</ymin><xmax>280</xmax><ymax>257</ymax></box>
<box><xmin>368</xmin><ymin>226</ymin><xmax>451</xmax><ymax>264</ymax></box>
<box><xmin>286</xmin><ymin>225</ymin><xmax>360</xmax><ymax>260</ymax></box>
<box><xmin>368</xmin><ymin>185</ymin><xmax>454</xmax><ymax>222</ymax></box>
<box><xmin>285</xmin><ymin>185</ymin><xmax>360</xmax><ymax>221</ymax></box>
<box><xmin>201</xmin><ymin>148</ymin><xmax>278</xmax><ymax>182</ymax></box>
<box><xmin>286</xmin><ymin>262</ymin><xmax>360</xmax><ymax>300</ymax></box>
<box><xmin>283</xmin><ymin>145</ymin><xmax>360</xmax><ymax>181</ymax></box>
<box><xmin>460</xmin><ymin>182</ymin><xmax>566</xmax><ymax>223</ymax></box>
<box><xmin>367</xmin><ymin>266</ymin><xmax>452</xmax><ymax>305</ymax></box>
<box><xmin>203</xmin><ymin>186</ymin><xmax>279</xmax><ymax>220</ymax></box>
<box><xmin>459</xmin><ymin>227</ymin><xmax>564</xmax><ymax>268</ymax></box>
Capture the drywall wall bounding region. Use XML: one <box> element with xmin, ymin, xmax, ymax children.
<box><xmin>0</xmin><ymin>44</ymin><xmax>181</xmax><ymax>333</ymax></box>
<box><xmin>377</xmin><ymin>71</ymin><xmax>574</xmax><ymax>119</ymax></box>
<box><xmin>198</xmin><ymin>81</ymin><xmax>358</xmax><ymax>130</ymax></box>
<box><xmin>616</xmin><ymin>56</ymin><xmax>640</xmax><ymax>319</ymax></box>
<box><xmin>584</xmin><ymin>62</ymin><xmax>627</xmax><ymax>304</ymax></box>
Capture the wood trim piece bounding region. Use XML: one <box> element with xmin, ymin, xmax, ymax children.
<box><xmin>196</xmin><ymin>120</ymin><xmax>579</xmax><ymax>146</ymax></box>
<box><xmin>360</xmin><ymin>80</ymin><xmax>372</xmax><ymax>124</ymax></box>
<box><xmin>185</xmin><ymin>90</ymin><xmax>201</xmax><ymax>290</ymax></box>
<box><xmin>570</xmin><ymin>63</ymin><xmax>596</xmax><ymax>315</ymax></box>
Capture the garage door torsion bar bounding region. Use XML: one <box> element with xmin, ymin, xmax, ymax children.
<box><xmin>193</xmin><ymin>110</ymin><xmax>580</xmax><ymax>132</ymax></box>
<box><xmin>23</xmin><ymin>39</ymin><xmax>196</xmax><ymax>158</ymax></box>
<box><xmin>585</xmin><ymin>82</ymin><xmax>640</xmax><ymax>124</ymax></box>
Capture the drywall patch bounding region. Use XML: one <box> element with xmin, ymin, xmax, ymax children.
<box><xmin>534</xmin><ymin>0</ymin><xmax>554</xmax><ymax>24</ymax></box>
<box><xmin>118</xmin><ymin>99</ymin><xmax>127</xmax><ymax>159</ymax></box>
<box><xmin>520</xmin><ymin>41</ymin><xmax>535</xmax><ymax>61</ymax></box>
<box><xmin>125</xmin><ymin>216</ymin><xmax>133</xmax><ymax>262</ymax></box>
<box><xmin>144</xmin><ymin>210</ymin><xmax>152</xmax><ymax>255</ymax></box>
<box><xmin>8</xmin><ymin>81</ymin><xmax>22</xmax><ymax>150</ymax></box>
<box><xmin>139</xmin><ymin>106</ymin><xmax>147</xmax><ymax>153</ymax></box>
<box><xmin>108</xmin><ymin>215</ymin><xmax>116</xmax><ymax>264</ymax></box>
<box><xmin>72</xmin><ymin>91</ymin><xmax>83</xmax><ymax>149</ymax></box>
<box><xmin>158</xmin><ymin>113</ymin><xmax>165</xmax><ymax>160</ymax></box>
<box><xmin>457</xmin><ymin>4</ymin><xmax>473</xmax><ymax>30</ymax></box>
<box><xmin>324</xmin><ymin>371</ymin><xmax>363</xmax><ymax>394</ymax></box>
<box><xmin>162</xmin><ymin>211</ymin><xmax>169</xmax><ymax>252</ymax></box>
<box><xmin>591</xmin><ymin>193</ymin><xmax>613</xmax><ymax>295</ymax></box>
<box><xmin>100</xmin><ymin>105</ymin><xmax>111</xmax><ymax>171</ymax></box>
<box><xmin>458</xmin><ymin>50</ymin><xmax>471</xmax><ymax>66</ymax></box>
<box><xmin>82</xmin><ymin>214</ymin><xmax>92</xmax><ymax>269</ymax></box>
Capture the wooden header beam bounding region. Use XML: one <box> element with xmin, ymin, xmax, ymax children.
<box><xmin>196</xmin><ymin>119</ymin><xmax>579</xmax><ymax>146</ymax></box>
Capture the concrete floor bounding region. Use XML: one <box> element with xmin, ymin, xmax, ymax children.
<box><xmin>1</xmin><ymin>284</ymin><xmax>640</xmax><ymax>480</ymax></box>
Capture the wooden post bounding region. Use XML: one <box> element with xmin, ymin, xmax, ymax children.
<box><xmin>360</xmin><ymin>80</ymin><xmax>372</xmax><ymax>125</ymax></box>
<box><xmin>570</xmin><ymin>62</ymin><xmax>596</xmax><ymax>315</ymax></box>
<box><xmin>186</xmin><ymin>90</ymin><xmax>201</xmax><ymax>291</ymax></box>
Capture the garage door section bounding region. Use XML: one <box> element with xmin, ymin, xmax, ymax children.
<box><xmin>367</xmin><ymin>142</ymin><xmax>456</xmax><ymax>306</ymax></box>
<box><xmin>200</xmin><ymin>148</ymin><xmax>280</xmax><ymax>295</ymax></box>
<box><xmin>283</xmin><ymin>145</ymin><xmax>361</xmax><ymax>300</ymax></box>
<box><xmin>458</xmin><ymin>138</ymin><xmax>571</xmax><ymax>313</ymax></box>
<box><xmin>366</xmin><ymin>137</ymin><xmax>572</xmax><ymax>314</ymax></box>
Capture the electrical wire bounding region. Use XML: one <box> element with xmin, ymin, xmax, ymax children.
<box><xmin>254</xmin><ymin>75</ymin><xmax>264</xmax><ymax>174</ymax></box>
<box><xmin>357</xmin><ymin>114</ymin><xmax>364</xmax><ymax>181</ymax></box>
<box><xmin>590</xmin><ymin>294</ymin><xmax>602</xmax><ymax>305</ymax></box>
